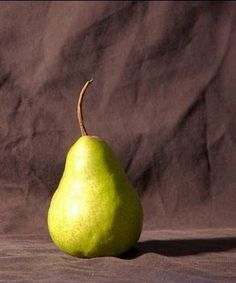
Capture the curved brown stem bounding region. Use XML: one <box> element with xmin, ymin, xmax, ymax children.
<box><xmin>77</xmin><ymin>79</ymin><xmax>93</xmax><ymax>136</ymax></box>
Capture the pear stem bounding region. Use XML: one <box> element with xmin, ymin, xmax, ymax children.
<box><xmin>77</xmin><ymin>79</ymin><xmax>93</xmax><ymax>136</ymax></box>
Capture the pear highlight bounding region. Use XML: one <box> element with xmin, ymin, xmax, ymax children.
<box><xmin>47</xmin><ymin>80</ymin><xmax>143</xmax><ymax>257</ymax></box>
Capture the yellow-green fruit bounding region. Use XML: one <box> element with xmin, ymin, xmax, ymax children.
<box><xmin>47</xmin><ymin>80</ymin><xmax>143</xmax><ymax>257</ymax></box>
<box><xmin>48</xmin><ymin>136</ymin><xmax>143</xmax><ymax>257</ymax></box>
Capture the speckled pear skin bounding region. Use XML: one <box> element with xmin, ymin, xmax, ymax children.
<box><xmin>47</xmin><ymin>136</ymin><xmax>143</xmax><ymax>257</ymax></box>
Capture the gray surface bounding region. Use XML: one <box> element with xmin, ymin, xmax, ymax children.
<box><xmin>0</xmin><ymin>230</ymin><xmax>235</xmax><ymax>282</ymax></box>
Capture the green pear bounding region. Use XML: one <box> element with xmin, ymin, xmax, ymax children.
<box><xmin>47</xmin><ymin>80</ymin><xmax>143</xmax><ymax>257</ymax></box>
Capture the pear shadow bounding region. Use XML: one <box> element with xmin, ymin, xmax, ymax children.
<box><xmin>119</xmin><ymin>237</ymin><xmax>236</xmax><ymax>259</ymax></box>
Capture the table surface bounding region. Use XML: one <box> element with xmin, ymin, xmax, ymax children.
<box><xmin>0</xmin><ymin>229</ymin><xmax>235</xmax><ymax>283</ymax></box>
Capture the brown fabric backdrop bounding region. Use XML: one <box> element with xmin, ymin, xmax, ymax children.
<box><xmin>0</xmin><ymin>2</ymin><xmax>236</xmax><ymax>282</ymax></box>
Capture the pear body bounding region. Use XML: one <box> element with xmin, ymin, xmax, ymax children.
<box><xmin>47</xmin><ymin>136</ymin><xmax>143</xmax><ymax>257</ymax></box>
